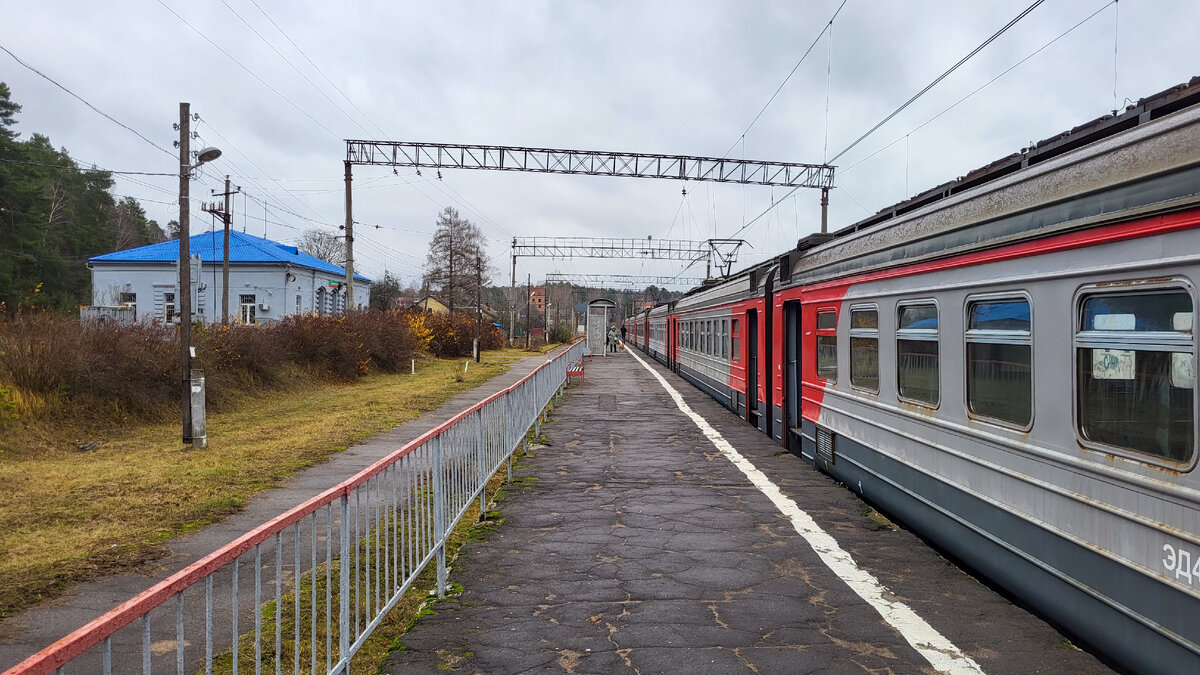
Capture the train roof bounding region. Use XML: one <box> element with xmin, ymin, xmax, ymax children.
<box><xmin>779</xmin><ymin>75</ymin><xmax>1200</xmax><ymax>288</ymax></box>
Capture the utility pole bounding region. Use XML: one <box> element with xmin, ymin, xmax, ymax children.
<box><xmin>447</xmin><ymin>229</ymin><xmax>454</xmax><ymax>316</ymax></box>
<box><xmin>525</xmin><ymin>273</ymin><xmax>532</xmax><ymax>350</ymax></box>
<box><xmin>177</xmin><ymin>102</ymin><xmax>195</xmax><ymax>448</ymax></box>
<box><xmin>509</xmin><ymin>241</ymin><xmax>516</xmax><ymax>345</ymax></box>
<box><xmin>205</xmin><ymin>177</ymin><xmax>240</xmax><ymax>324</ymax></box>
<box><xmin>475</xmin><ymin>254</ymin><xmax>482</xmax><ymax>363</ymax></box>
<box><xmin>344</xmin><ymin>160</ymin><xmax>354</xmax><ymax>313</ymax></box>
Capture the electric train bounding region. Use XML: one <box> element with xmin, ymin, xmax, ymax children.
<box><xmin>626</xmin><ymin>77</ymin><xmax>1200</xmax><ymax>674</ymax></box>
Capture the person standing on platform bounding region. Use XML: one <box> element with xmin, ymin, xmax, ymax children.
<box><xmin>620</xmin><ymin>323</ymin><xmax>627</xmax><ymax>344</ymax></box>
<box><xmin>608</xmin><ymin>325</ymin><xmax>618</xmax><ymax>352</ymax></box>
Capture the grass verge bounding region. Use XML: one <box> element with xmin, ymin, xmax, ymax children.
<box><xmin>0</xmin><ymin>349</ymin><xmax>533</xmax><ymax>619</ymax></box>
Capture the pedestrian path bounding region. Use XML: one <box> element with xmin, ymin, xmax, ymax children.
<box><xmin>383</xmin><ymin>350</ymin><xmax>1112</xmax><ymax>674</ymax></box>
<box><xmin>0</xmin><ymin>349</ymin><xmax>562</xmax><ymax>672</ymax></box>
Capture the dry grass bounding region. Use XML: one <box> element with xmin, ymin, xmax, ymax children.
<box><xmin>0</xmin><ymin>350</ymin><xmax>530</xmax><ymax>618</ymax></box>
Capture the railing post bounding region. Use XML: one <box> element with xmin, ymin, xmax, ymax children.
<box><xmin>433</xmin><ymin>433</ymin><xmax>446</xmax><ymax>598</ymax></box>
<box><xmin>505</xmin><ymin>391</ymin><xmax>513</xmax><ymax>481</ymax></box>
<box><xmin>338</xmin><ymin>493</ymin><xmax>350</xmax><ymax>671</ymax></box>
<box><xmin>477</xmin><ymin>408</ymin><xmax>486</xmax><ymax>517</ymax></box>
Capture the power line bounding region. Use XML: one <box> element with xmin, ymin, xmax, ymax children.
<box><xmin>216</xmin><ymin>0</ymin><xmax>376</xmax><ymax>138</ymax></box>
<box><xmin>829</xmin><ymin>0</ymin><xmax>1046</xmax><ymax>164</ymax></box>
<box><xmin>0</xmin><ymin>43</ymin><xmax>175</xmax><ymax>157</ymax></box>
<box><xmin>155</xmin><ymin>0</ymin><xmax>341</xmax><ymax>140</ymax></box>
<box><xmin>840</xmin><ymin>0</ymin><xmax>1115</xmax><ymax>177</ymax></box>
<box><xmin>0</xmin><ymin>157</ymin><xmax>174</xmax><ymax>175</ymax></box>
<box><xmin>721</xmin><ymin>0</ymin><xmax>849</xmax><ymax>158</ymax></box>
<box><xmin>726</xmin><ymin>0</ymin><xmax>1049</xmax><ymax>242</ymax></box>
<box><xmin>246</xmin><ymin>0</ymin><xmax>389</xmax><ymax>139</ymax></box>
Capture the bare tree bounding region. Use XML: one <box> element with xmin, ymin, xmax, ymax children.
<box><xmin>298</xmin><ymin>228</ymin><xmax>346</xmax><ymax>266</ymax></box>
<box><xmin>422</xmin><ymin>207</ymin><xmax>491</xmax><ymax>313</ymax></box>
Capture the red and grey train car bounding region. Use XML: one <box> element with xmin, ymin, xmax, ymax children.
<box><xmin>629</xmin><ymin>78</ymin><xmax>1200</xmax><ymax>673</ymax></box>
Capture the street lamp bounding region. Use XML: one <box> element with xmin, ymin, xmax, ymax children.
<box><xmin>178</xmin><ymin>100</ymin><xmax>221</xmax><ymax>449</ymax></box>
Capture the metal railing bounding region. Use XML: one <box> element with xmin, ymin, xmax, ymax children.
<box><xmin>8</xmin><ymin>339</ymin><xmax>586</xmax><ymax>675</ymax></box>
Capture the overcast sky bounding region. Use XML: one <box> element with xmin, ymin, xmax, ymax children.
<box><xmin>3</xmin><ymin>1</ymin><xmax>1197</xmax><ymax>289</ymax></box>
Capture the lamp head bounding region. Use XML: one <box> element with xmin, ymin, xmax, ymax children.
<box><xmin>195</xmin><ymin>147</ymin><xmax>222</xmax><ymax>164</ymax></box>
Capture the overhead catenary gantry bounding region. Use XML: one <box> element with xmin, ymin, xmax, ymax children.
<box><xmin>545</xmin><ymin>273</ymin><xmax>706</xmax><ymax>287</ymax></box>
<box><xmin>345</xmin><ymin>141</ymin><xmax>835</xmax><ymax>189</ymax></box>
<box><xmin>341</xmin><ymin>140</ymin><xmax>835</xmax><ymax>306</ymax></box>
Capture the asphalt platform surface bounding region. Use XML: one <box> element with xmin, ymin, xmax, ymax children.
<box><xmin>382</xmin><ymin>349</ymin><xmax>1112</xmax><ymax>675</ymax></box>
<box><xmin>0</xmin><ymin>349</ymin><xmax>561</xmax><ymax>672</ymax></box>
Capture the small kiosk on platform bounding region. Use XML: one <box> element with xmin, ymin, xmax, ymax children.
<box><xmin>585</xmin><ymin>298</ymin><xmax>617</xmax><ymax>357</ymax></box>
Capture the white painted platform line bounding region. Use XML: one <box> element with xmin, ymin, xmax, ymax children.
<box><xmin>625</xmin><ymin>349</ymin><xmax>985</xmax><ymax>675</ymax></box>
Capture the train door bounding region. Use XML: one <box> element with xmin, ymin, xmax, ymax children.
<box><xmin>667</xmin><ymin>317</ymin><xmax>676</xmax><ymax>371</ymax></box>
<box><xmin>783</xmin><ymin>299</ymin><xmax>802</xmax><ymax>452</ymax></box>
<box><xmin>747</xmin><ymin>308</ymin><xmax>759</xmax><ymax>428</ymax></box>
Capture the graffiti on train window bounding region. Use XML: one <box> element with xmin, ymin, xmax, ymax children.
<box><xmin>966</xmin><ymin>297</ymin><xmax>1032</xmax><ymax>427</ymax></box>
<box><xmin>1092</xmin><ymin>349</ymin><xmax>1136</xmax><ymax>380</ymax></box>
<box><xmin>850</xmin><ymin>306</ymin><xmax>880</xmax><ymax>393</ymax></box>
<box><xmin>1076</xmin><ymin>289</ymin><xmax>1194</xmax><ymax>462</ymax></box>
<box><xmin>898</xmin><ymin>302</ymin><xmax>939</xmax><ymax>406</ymax></box>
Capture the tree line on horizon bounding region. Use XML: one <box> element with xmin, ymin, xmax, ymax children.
<box><xmin>0</xmin><ymin>83</ymin><xmax>167</xmax><ymax>313</ymax></box>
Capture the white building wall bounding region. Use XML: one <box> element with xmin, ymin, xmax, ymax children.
<box><xmin>90</xmin><ymin>262</ymin><xmax>371</xmax><ymax>324</ymax></box>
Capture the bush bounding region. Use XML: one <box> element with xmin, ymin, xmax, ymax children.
<box><xmin>548</xmin><ymin>325</ymin><xmax>574</xmax><ymax>344</ymax></box>
<box><xmin>0</xmin><ymin>308</ymin><xmax>429</xmax><ymax>424</ymax></box>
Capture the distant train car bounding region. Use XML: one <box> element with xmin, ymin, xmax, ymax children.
<box><xmin>643</xmin><ymin>78</ymin><xmax>1200</xmax><ymax>673</ymax></box>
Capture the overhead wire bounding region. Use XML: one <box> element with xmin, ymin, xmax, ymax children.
<box><xmin>721</xmin><ymin>0</ymin><xmax>849</xmax><ymax>159</ymax></box>
<box><xmin>0</xmin><ymin>43</ymin><xmax>177</xmax><ymax>158</ymax></box>
<box><xmin>839</xmin><ymin>1</ymin><xmax>1115</xmax><ymax>176</ymax></box>
<box><xmin>828</xmin><ymin>0</ymin><xmax>1046</xmax><ymax>164</ymax></box>
<box><xmin>727</xmin><ymin>0</ymin><xmax>1052</xmax><ymax>240</ymax></box>
<box><xmin>0</xmin><ymin>157</ymin><xmax>174</xmax><ymax>175</ymax></box>
<box><xmin>216</xmin><ymin>0</ymin><xmax>376</xmax><ymax>138</ymax></box>
<box><xmin>155</xmin><ymin>0</ymin><xmax>341</xmax><ymax>140</ymax></box>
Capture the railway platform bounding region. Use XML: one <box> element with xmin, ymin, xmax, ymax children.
<box><xmin>383</xmin><ymin>348</ymin><xmax>1112</xmax><ymax>674</ymax></box>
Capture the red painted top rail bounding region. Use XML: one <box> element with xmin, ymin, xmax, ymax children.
<box><xmin>7</xmin><ymin>340</ymin><xmax>582</xmax><ymax>675</ymax></box>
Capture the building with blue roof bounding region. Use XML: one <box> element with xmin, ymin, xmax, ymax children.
<box><xmin>87</xmin><ymin>231</ymin><xmax>371</xmax><ymax>324</ymax></box>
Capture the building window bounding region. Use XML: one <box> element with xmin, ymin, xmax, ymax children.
<box><xmin>966</xmin><ymin>297</ymin><xmax>1032</xmax><ymax>427</ymax></box>
<box><xmin>316</xmin><ymin>287</ymin><xmax>326</xmax><ymax>316</ymax></box>
<box><xmin>296</xmin><ymin>294</ymin><xmax>302</xmax><ymax>314</ymax></box>
<box><xmin>119</xmin><ymin>292</ymin><xmax>137</xmax><ymax>318</ymax></box>
<box><xmin>816</xmin><ymin>309</ymin><xmax>837</xmax><ymax>382</ymax></box>
<box><xmin>1075</xmin><ymin>288</ymin><xmax>1194</xmax><ymax>462</ymax></box>
<box><xmin>731</xmin><ymin>318</ymin><xmax>740</xmax><ymax>362</ymax></box>
<box><xmin>240</xmin><ymin>294</ymin><xmax>257</xmax><ymax>325</ymax></box>
<box><xmin>897</xmin><ymin>302</ymin><xmax>939</xmax><ymax>406</ymax></box>
<box><xmin>850</xmin><ymin>306</ymin><xmax>879</xmax><ymax>393</ymax></box>
<box><xmin>164</xmin><ymin>292</ymin><xmax>176</xmax><ymax>324</ymax></box>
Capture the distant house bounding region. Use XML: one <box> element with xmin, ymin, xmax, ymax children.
<box><xmin>411</xmin><ymin>296</ymin><xmax>499</xmax><ymax>324</ymax></box>
<box><xmin>412</xmin><ymin>295</ymin><xmax>450</xmax><ymax>314</ymax></box>
<box><xmin>86</xmin><ymin>231</ymin><xmax>371</xmax><ymax>324</ymax></box>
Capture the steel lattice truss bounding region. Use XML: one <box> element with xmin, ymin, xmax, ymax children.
<box><xmin>513</xmin><ymin>237</ymin><xmax>710</xmax><ymax>261</ymax></box>
<box><xmin>545</xmin><ymin>273</ymin><xmax>705</xmax><ymax>287</ymax></box>
<box><xmin>345</xmin><ymin>141</ymin><xmax>835</xmax><ymax>189</ymax></box>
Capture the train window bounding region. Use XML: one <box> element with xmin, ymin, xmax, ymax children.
<box><xmin>966</xmin><ymin>297</ymin><xmax>1032</xmax><ymax>427</ymax></box>
<box><xmin>731</xmin><ymin>319</ymin><xmax>740</xmax><ymax>362</ymax></box>
<box><xmin>816</xmin><ymin>309</ymin><xmax>837</xmax><ymax>382</ymax></box>
<box><xmin>1075</xmin><ymin>289</ymin><xmax>1194</xmax><ymax>462</ymax></box>
<box><xmin>898</xmin><ymin>302</ymin><xmax>939</xmax><ymax>406</ymax></box>
<box><xmin>850</xmin><ymin>306</ymin><xmax>880</xmax><ymax>393</ymax></box>
<box><xmin>722</xmin><ymin>319</ymin><xmax>729</xmax><ymax>359</ymax></box>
